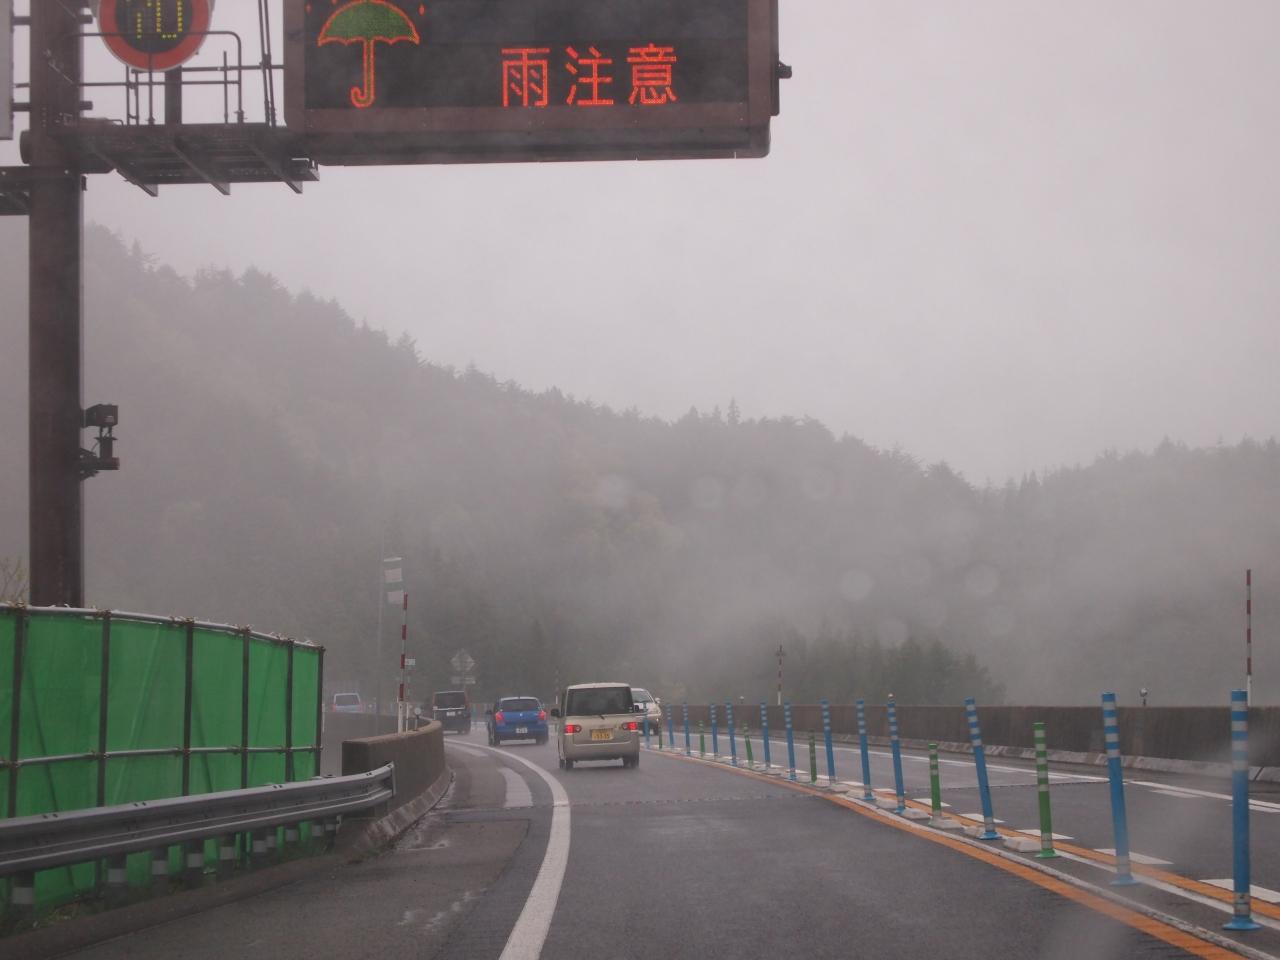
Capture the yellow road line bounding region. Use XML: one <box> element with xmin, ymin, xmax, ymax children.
<box><xmin>652</xmin><ymin>751</ymin><xmax>1248</xmax><ymax>960</ymax></box>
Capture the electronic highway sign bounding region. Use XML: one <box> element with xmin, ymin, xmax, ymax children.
<box><xmin>285</xmin><ymin>0</ymin><xmax>782</xmax><ymax>164</ymax></box>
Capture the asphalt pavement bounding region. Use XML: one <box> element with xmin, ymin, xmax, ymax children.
<box><xmin>55</xmin><ymin>724</ymin><xmax>1280</xmax><ymax>960</ymax></box>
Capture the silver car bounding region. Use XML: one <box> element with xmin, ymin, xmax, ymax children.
<box><xmin>631</xmin><ymin>687</ymin><xmax>662</xmax><ymax>735</ymax></box>
<box><xmin>552</xmin><ymin>683</ymin><xmax>642</xmax><ymax>769</ymax></box>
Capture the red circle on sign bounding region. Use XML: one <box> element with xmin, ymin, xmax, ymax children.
<box><xmin>98</xmin><ymin>0</ymin><xmax>214</xmax><ymax>72</ymax></box>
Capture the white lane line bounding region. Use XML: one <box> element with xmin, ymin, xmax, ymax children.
<box><xmin>478</xmin><ymin>746</ymin><xmax>571</xmax><ymax>960</ymax></box>
<box><xmin>1048</xmin><ymin>848</ymin><xmax>1280</xmax><ymax>933</ymax></box>
<box><xmin>501</xmin><ymin>767</ymin><xmax>533</xmax><ymax>809</ymax></box>
<box><xmin>1131</xmin><ymin>780</ymin><xmax>1280</xmax><ymax>813</ymax></box>
<box><xmin>1199</xmin><ymin>880</ymin><xmax>1280</xmax><ymax>904</ymax></box>
<box><xmin>1094</xmin><ymin>849</ymin><xmax>1173</xmax><ymax>866</ymax></box>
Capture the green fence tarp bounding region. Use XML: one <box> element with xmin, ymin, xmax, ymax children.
<box><xmin>0</xmin><ymin>608</ymin><xmax>323</xmax><ymax>910</ymax></box>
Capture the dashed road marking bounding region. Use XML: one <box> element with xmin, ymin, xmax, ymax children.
<box><xmin>1016</xmin><ymin>829</ymin><xmax>1073</xmax><ymax>840</ymax></box>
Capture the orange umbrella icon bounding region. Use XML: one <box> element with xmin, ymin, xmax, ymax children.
<box><xmin>318</xmin><ymin>0</ymin><xmax>421</xmax><ymax>109</ymax></box>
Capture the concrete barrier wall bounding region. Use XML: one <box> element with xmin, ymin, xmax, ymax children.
<box><xmin>340</xmin><ymin>721</ymin><xmax>448</xmax><ymax>815</ymax></box>
<box><xmin>320</xmin><ymin>713</ymin><xmax>399</xmax><ymax>775</ymax></box>
<box><xmin>677</xmin><ymin>703</ymin><xmax>1280</xmax><ymax>766</ymax></box>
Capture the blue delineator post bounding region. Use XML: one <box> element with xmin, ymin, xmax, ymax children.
<box><xmin>856</xmin><ymin>699</ymin><xmax>873</xmax><ymax>800</ymax></box>
<box><xmin>964</xmin><ymin>698</ymin><xmax>1000</xmax><ymax>840</ymax></box>
<box><xmin>784</xmin><ymin>700</ymin><xmax>797</xmax><ymax>781</ymax></box>
<box><xmin>726</xmin><ymin>702</ymin><xmax>738</xmax><ymax>766</ymax></box>
<box><xmin>1100</xmin><ymin>692</ymin><xmax>1137</xmax><ymax>885</ymax></box>
<box><xmin>760</xmin><ymin>702</ymin><xmax>772</xmax><ymax>768</ymax></box>
<box><xmin>820</xmin><ymin>699</ymin><xmax>836</xmax><ymax>784</ymax></box>
<box><xmin>710</xmin><ymin>703</ymin><xmax>719</xmax><ymax>757</ymax></box>
<box><xmin>683</xmin><ymin>702</ymin><xmax>691</xmax><ymax>757</ymax></box>
<box><xmin>888</xmin><ymin>697</ymin><xmax>906</xmax><ymax>812</ymax></box>
<box><xmin>666</xmin><ymin>709</ymin><xmax>675</xmax><ymax>749</ymax></box>
<box><xmin>1225</xmin><ymin>689</ymin><xmax>1260</xmax><ymax>931</ymax></box>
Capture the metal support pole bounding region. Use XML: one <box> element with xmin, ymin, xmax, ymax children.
<box><xmin>285</xmin><ymin>642</ymin><xmax>295</xmax><ymax>781</ymax></box>
<box><xmin>1033</xmin><ymin>722</ymin><xmax>1058</xmax><ymax>859</ymax></box>
<box><xmin>8</xmin><ymin>611</ymin><xmax>27</xmax><ymax>819</ymax></box>
<box><xmin>218</xmin><ymin>834</ymin><xmax>237</xmax><ymax>877</ymax></box>
<box><xmin>964</xmin><ymin>698</ymin><xmax>1000</xmax><ymax>840</ymax></box>
<box><xmin>28</xmin><ymin>1</ymin><xmax>87</xmax><ymax>606</ymax></box>
<box><xmin>184</xmin><ymin>839</ymin><xmax>204</xmax><ymax>887</ymax></box>
<box><xmin>888</xmin><ymin>697</ymin><xmax>905</xmax><ymax>812</ymax></box>
<box><xmin>821</xmin><ymin>699</ymin><xmax>835</xmax><ymax>784</ymax></box>
<box><xmin>760</xmin><ymin>702</ymin><xmax>771</xmax><ymax>768</ymax></box>
<box><xmin>784</xmin><ymin>701</ymin><xmax>797</xmax><ymax>781</ymax></box>
<box><xmin>240</xmin><ymin>630</ymin><xmax>251</xmax><ymax>788</ymax></box>
<box><xmin>856</xmin><ymin>698</ymin><xmax>873</xmax><ymax>801</ymax></box>
<box><xmin>1225</xmin><ymin>689</ymin><xmax>1260</xmax><ymax>931</ymax></box>
<box><xmin>1100</xmin><ymin>692</ymin><xmax>1137</xmax><ymax>885</ymax></box>
<box><xmin>105</xmin><ymin>853</ymin><xmax>128</xmax><ymax>905</ymax></box>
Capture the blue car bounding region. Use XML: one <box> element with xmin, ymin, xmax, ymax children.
<box><xmin>487</xmin><ymin>696</ymin><xmax>549</xmax><ymax>745</ymax></box>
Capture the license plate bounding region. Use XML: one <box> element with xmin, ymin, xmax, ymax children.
<box><xmin>516</xmin><ymin>726</ymin><xmax>528</xmax><ymax>734</ymax></box>
<box><xmin>591</xmin><ymin>730</ymin><xmax>612</xmax><ymax>741</ymax></box>
<box><xmin>446</xmin><ymin>710</ymin><xmax>459</xmax><ymax>716</ymax></box>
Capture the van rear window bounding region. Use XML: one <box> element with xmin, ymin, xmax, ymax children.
<box><xmin>565</xmin><ymin>686</ymin><xmax>633</xmax><ymax>717</ymax></box>
<box><xmin>434</xmin><ymin>691</ymin><xmax>467</xmax><ymax>708</ymax></box>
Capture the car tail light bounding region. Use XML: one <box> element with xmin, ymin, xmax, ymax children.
<box><xmin>494</xmin><ymin>711</ymin><xmax>504</xmax><ymax>725</ymax></box>
<box><xmin>624</xmin><ymin>721</ymin><xmax>639</xmax><ymax>731</ymax></box>
<box><xmin>538</xmin><ymin>710</ymin><xmax>546</xmax><ymax>721</ymax></box>
<box><xmin>564</xmin><ymin>723</ymin><xmax>582</xmax><ymax>734</ymax></box>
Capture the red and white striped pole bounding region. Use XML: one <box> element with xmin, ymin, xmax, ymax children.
<box><xmin>398</xmin><ymin>591</ymin><xmax>409</xmax><ymax>732</ymax></box>
<box><xmin>1246</xmin><ymin>570</ymin><xmax>1253</xmax><ymax>707</ymax></box>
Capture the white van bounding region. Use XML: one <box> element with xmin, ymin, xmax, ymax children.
<box><xmin>551</xmin><ymin>683</ymin><xmax>642</xmax><ymax>769</ymax></box>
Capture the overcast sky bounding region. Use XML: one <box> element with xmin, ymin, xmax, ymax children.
<box><xmin>5</xmin><ymin>1</ymin><xmax>1279</xmax><ymax>483</ymax></box>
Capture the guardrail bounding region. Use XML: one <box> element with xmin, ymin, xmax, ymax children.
<box><xmin>0</xmin><ymin>764</ymin><xmax>395</xmax><ymax>915</ymax></box>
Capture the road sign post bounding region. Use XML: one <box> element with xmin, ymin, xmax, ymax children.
<box><xmin>820</xmin><ymin>699</ymin><xmax>835</xmax><ymax>785</ymax></box>
<box><xmin>928</xmin><ymin>743</ymin><xmax>944</xmax><ymax>826</ymax></box>
<box><xmin>726</xmin><ymin>702</ymin><xmax>738</xmax><ymax>766</ymax></box>
<box><xmin>1225</xmin><ymin>689</ymin><xmax>1260</xmax><ymax>931</ymax></box>
<box><xmin>760</xmin><ymin>703</ymin><xmax>771</xmax><ymax>768</ymax></box>
<box><xmin>888</xmin><ymin>697</ymin><xmax>905</xmax><ymax>812</ymax></box>
<box><xmin>1100</xmin><ymin>692</ymin><xmax>1138</xmax><ymax>885</ymax></box>
<box><xmin>964</xmin><ymin>698</ymin><xmax>1000</xmax><ymax>840</ymax></box>
<box><xmin>1033</xmin><ymin>722</ymin><xmax>1058</xmax><ymax>859</ymax></box>
<box><xmin>856</xmin><ymin>699</ymin><xmax>873</xmax><ymax>801</ymax></box>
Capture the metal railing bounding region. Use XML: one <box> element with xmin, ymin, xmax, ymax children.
<box><xmin>1</xmin><ymin>764</ymin><xmax>394</xmax><ymax>910</ymax></box>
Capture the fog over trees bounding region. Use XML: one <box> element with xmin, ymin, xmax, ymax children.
<box><xmin>1</xmin><ymin>223</ymin><xmax>1276</xmax><ymax>705</ymax></box>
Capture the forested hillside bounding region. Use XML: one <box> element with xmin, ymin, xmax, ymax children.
<box><xmin>1</xmin><ymin>222</ymin><xmax>1276</xmax><ymax>704</ymax></box>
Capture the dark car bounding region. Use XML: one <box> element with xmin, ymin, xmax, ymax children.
<box><xmin>432</xmin><ymin>690</ymin><xmax>472</xmax><ymax>733</ymax></box>
<box><xmin>486</xmin><ymin>696</ymin><xmax>549</xmax><ymax>745</ymax></box>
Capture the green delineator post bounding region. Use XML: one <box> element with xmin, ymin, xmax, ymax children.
<box><xmin>928</xmin><ymin>742</ymin><xmax>944</xmax><ymax>825</ymax></box>
<box><xmin>743</xmin><ymin>724</ymin><xmax>754</xmax><ymax>766</ymax></box>
<box><xmin>808</xmin><ymin>733</ymin><xmax>818</xmax><ymax>783</ymax></box>
<box><xmin>699</xmin><ymin>721</ymin><xmax>706</xmax><ymax>757</ymax></box>
<box><xmin>1034</xmin><ymin>722</ymin><xmax>1058</xmax><ymax>858</ymax></box>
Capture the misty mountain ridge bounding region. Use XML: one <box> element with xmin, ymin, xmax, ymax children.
<box><xmin>1</xmin><ymin>222</ymin><xmax>1276</xmax><ymax>705</ymax></box>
